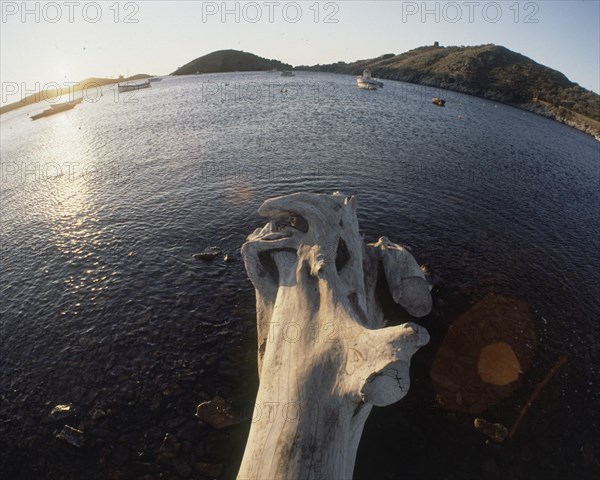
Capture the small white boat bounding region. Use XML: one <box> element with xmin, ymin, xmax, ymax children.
<box><xmin>281</xmin><ymin>70</ymin><xmax>295</xmax><ymax>77</ymax></box>
<box><xmin>356</xmin><ymin>69</ymin><xmax>383</xmax><ymax>90</ymax></box>
<box><xmin>118</xmin><ymin>81</ymin><xmax>151</xmax><ymax>93</ymax></box>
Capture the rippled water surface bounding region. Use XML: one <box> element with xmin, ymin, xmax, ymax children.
<box><xmin>1</xmin><ymin>72</ymin><xmax>599</xmax><ymax>479</ymax></box>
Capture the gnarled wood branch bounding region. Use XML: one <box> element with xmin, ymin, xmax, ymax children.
<box><xmin>238</xmin><ymin>192</ymin><xmax>432</xmax><ymax>480</ymax></box>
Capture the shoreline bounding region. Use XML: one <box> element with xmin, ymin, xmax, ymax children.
<box><xmin>348</xmin><ymin>71</ymin><xmax>600</xmax><ymax>141</ymax></box>
<box><xmin>0</xmin><ymin>75</ymin><xmax>152</xmax><ymax>116</ymax></box>
<box><xmin>3</xmin><ymin>70</ymin><xmax>599</xmax><ymax>141</ymax></box>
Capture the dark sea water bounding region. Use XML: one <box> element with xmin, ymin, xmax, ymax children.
<box><xmin>1</xmin><ymin>72</ymin><xmax>599</xmax><ymax>479</ymax></box>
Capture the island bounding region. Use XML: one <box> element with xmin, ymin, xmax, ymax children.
<box><xmin>171</xmin><ymin>50</ymin><xmax>292</xmax><ymax>76</ymax></box>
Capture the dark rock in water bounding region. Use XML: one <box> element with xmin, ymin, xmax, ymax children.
<box><xmin>481</xmin><ymin>456</ymin><xmax>498</xmax><ymax>475</ymax></box>
<box><xmin>109</xmin><ymin>444</ymin><xmax>130</xmax><ymax>467</ymax></box>
<box><xmin>193</xmin><ymin>462</ymin><xmax>224</xmax><ymax>477</ymax></box>
<box><xmin>149</xmin><ymin>393</ymin><xmax>163</xmax><ymax>413</ymax></box>
<box><xmin>192</xmin><ymin>247</ymin><xmax>221</xmax><ymax>260</ymax></box>
<box><xmin>420</xmin><ymin>263</ymin><xmax>444</xmax><ymax>292</ymax></box>
<box><xmin>159</xmin><ymin>433</ymin><xmax>181</xmax><ymax>459</ymax></box>
<box><xmin>195</xmin><ymin>396</ymin><xmax>242</xmax><ymax>429</ymax></box>
<box><xmin>172</xmin><ymin>456</ymin><xmax>193</xmax><ymax>478</ymax></box>
<box><xmin>581</xmin><ymin>442</ymin><xmax>597</xmax><ymax>466</ymax></box>
<box><xmin>90</xmin><ymin>407</ymin><xmax>106</xmax><ymax>421</ymax></box>
<box><xmin>48</xmin><ymin>404</ymin><xmax>73</xmax><ymax>422</ymax></box>
<box><xmin>202</xmin><ymin>352</ymin><xmax>219</xmax><ymax>366</ymax></box>
<box><xmin>521</xmin><ymin>446</ymin><xmax>534</xmax><ymax>462</ymax></box>
<box><xmin>177</xmin><ymin>420</ymin><xmax>202</xmax><ymax>442</ymax></box>
<box><xmin>175</xmin><ymin>369</ymin><xmax>197</xmax><ymax>383</ymax></box>
<box><xmin>181</xmin><ymin>440</ymin><xmax>192</xmax><ymax>454</ymax></box>
<box><xmin>164</xmin><ymin>416</ymin><xmax>187</xmax><ymax>430</ymax></box>
<box><xmin>124</xmin><ymin>462</ymin><xmax>158</xmax><ymax>477</ymax></box>
<box><xmin>474</xmin><ymin>418</ymin><xmax>508</xmax><ymax>443</ymax></box>
<box><xmin>56</xmin><ymin>425</ymin><xmax>85</xmax><ymax>447</ymax></box>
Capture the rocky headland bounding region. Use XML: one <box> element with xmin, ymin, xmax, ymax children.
<box><xmin>301</xmin><ymin>44</ymin><xmax>600</xmax><ymax>139</ymax></box>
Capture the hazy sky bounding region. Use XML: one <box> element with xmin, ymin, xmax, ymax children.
<box><xmin>1</xmin><ymin>0</ymin><xmax>599</xmax><ymax>104</ymax></box>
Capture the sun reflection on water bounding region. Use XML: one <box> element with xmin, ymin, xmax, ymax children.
<box><xmin>38</xmin><ymin>116</ymin><xmax>118</xmax><ymax>315</ymax></box>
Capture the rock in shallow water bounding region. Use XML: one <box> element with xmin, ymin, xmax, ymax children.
<box><xmin>195</xmin><ymin>396</ymin><xmax>242</xmax><ymax>429</ymax></box>
<box><xmin>109</xmin><ymin>444</ymin><xmax>130</xmax><ymax>467</ymax></box>
<box><xmin>90</xmin><ymin>407</ymin><xmax>106</xmax><ymax>421</ymax></box>
<box><xmin>48</xmin><ymin>404</ymin><xmax>73</xmax><ymax>422</ymax></box>
<box><xmin>192</xmin><ymin>247</ymin><xmax>222</xmax><ymax>260</ymax></box>
<box><xmin>56</xmin><ymin>425</ymin><xmax>85</xmax><ymax>447</ymax></box>
<box><xmin>159</xmin><ymin>433</ymin><xmax>180</xmax><ymax>459</ymax></box>
<box><xmin>474</xmin><ymin>418</ymin><xmax>508</xmax><ymax>443</ymax></box>
<box><xmin>172</xmin><ymin>456</ymin><xmax>192</xmax><ymax>478</ymax></box>
<box><xmin>193</xmin><ymin>461</ymin><xmax>224</xmax><ymax>477</ymax></box>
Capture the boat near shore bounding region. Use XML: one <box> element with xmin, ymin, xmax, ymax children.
<box><xmin>118</xmin><ymin>81</ymin><xmax>152</xmax><ymax>93</ymax></box>
<box><xmin>432</xmin><ymin>97</ymin><xmax>446</xmax><ymax>106</ymax></box>
<box><xmin>281</xmin><ymin>70</ymin><xmax>295</xmax><ymax>77</ymax></box>
<box><xmin>30</xmin><ymin>97</ymin><xmax>84</xmax><ymax>120</ymax></box>
<box><xmin>356</xmin><ymin>69</ymin><xmax>384</xmax><ymax>90</ymax></box>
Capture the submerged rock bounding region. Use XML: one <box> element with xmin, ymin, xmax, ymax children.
<box><xmin>420</xmin><ymin>262</ymin><xmax>443</xmax><ymax>292</ymax></box>
<box><xmin>192</xmin><ymin>247</ymin><xmax>222</xmax><ymax>260</ymax></box>
<box><xmin>48</xmin><ymin>404</ymin><xmax>73</xmax><ymax>422</ymax></box>
<box><xmin>159</xmin><ymin>433</ymin><xmax>181</xmax><ymax>459</ymax></box>
<box><xmin>474</xmin><ymin>418</ymin><xmax>508</xmax><ymax>443</ymax></box>
<box><xmin>109</xmin><ymin>444</ymin><xmax>130</xmax><ymax>467</ymax></box>
<box><xmin>172</xmin><ymin>456</ymin><xmax>192</xmax><ymax>478</ymax></box>
<box><xmin>195</xmin><ymin>396</ymin><xmax>242</xmax><ymax>429</ymax></box>
<box><xmin>193</xmin><ymin>462</ymin><xmax>224</xmax><ymax>477</ymax></box>
<box><xmin>56</xmin><ymin>425</ymin><xmax>85</xmax><ymax>447</ymax></box>
<box><xmin>90</xmin><ymin>407</ymin><xmax>106</xmax><ymax>421</ymax></box>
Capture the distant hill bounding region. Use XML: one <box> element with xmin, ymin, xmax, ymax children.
<box><xmin>0</xmin><ymin>74</ymin><xmax>153</xmax><ymax>115</ymax></box>
<box><xmin>301</xmin><ymin>44</ymin><xmax>600</xmax><ymax>138</ymax></box>
<box><xmin>172</xmin><ymin>49</ymin><xmax>292</xmax><ymax>75</ymax></box>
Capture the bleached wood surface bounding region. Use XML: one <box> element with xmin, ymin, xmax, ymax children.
<box><xmin>238</xmin><ymin>192</ymin><xmax>431</xmax><ymax>480</ymax></box>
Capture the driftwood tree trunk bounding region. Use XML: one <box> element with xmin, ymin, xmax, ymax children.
<box><xmin>238</xmin><ymin>192</ymin><xmax>432</xmax><ymax>480</ymax></box>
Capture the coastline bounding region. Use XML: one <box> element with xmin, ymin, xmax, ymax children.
<box><xmin>3</xmin><ymin>70</ymin><xmax>599</xmax><ymax>141</ymax></box>
<box><xmin>345</xmin><ymin>71</ymin><xmax>600</xmax><ymax>140</ymax></box>
<box><xmin>0</xmin><ymin>75</ymin><xmax>152</xmax><ymax>116</ymax></box>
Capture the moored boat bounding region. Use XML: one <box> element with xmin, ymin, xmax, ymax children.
<box><xmin>356</xmin><ymin>69</ymin><xmax>383</xmax><ymax>90</ymax></box>
<box><xmin>281</xmin><ymin>70</ymin><xmax>295</xmax><ymax>77</ymax></box>
<box><xmin>432</xmin><ymin>97</ymin><xmax>446</xmax><ymax>106</ymax></box>
<box><xmin>118</xmin><ymin>81</ymin><xmax>152</xmax><ymax>93</ymax></box>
